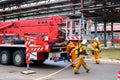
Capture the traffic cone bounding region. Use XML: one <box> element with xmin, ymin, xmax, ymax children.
<box><xmin>117</xmin><ymin>71</ymin><xmax>120</xmax><ymax>80</ymax></box>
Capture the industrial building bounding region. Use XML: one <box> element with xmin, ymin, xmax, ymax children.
<box><xmin>0</xmin><ymin>0</ymin><xmax>120</xmax><ymax>46</ymax></box>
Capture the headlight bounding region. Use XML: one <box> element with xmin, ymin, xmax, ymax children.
<box><xmin>44</xmin><ymin>36</ymin><xmax>49</xmax><ymax>41</ymax></box>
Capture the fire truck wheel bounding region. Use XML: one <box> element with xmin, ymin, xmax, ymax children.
<box><xmin>13</xmin><ymin>50</ymin><xmax>25</xmax><ymax>67</ymax></box>
<box><xmin>0</xmin><ymin>50</ymin><xmax>12</xmax><ymax>65</ymax></box>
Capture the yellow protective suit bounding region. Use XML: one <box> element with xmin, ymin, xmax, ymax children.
<box><xmin>92</xmin><ymin>41</ymin><xmax>101</xmax><ymax>64</ymax></box>
<box><xmin>73</xmin><ymin>44</ymin><xmax>89</xmax><ymax>74</ymax></box>
<box><xmin>66</xmin><ymin>41</ymin><xmax>77</xmax><ymax>67</ymax></box>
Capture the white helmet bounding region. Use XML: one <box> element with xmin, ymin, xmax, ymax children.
<box><xmin>94</xmin><ymin>37</ymin><xmax>99</xmax><ymax>41</ymax></box>
<box><xmin>81</xmin><ymin>39</ymin><xmax>87</xmax><ymax>45</ymax></box>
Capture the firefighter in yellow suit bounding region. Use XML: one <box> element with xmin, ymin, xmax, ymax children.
<box><xmin>73</xmin><ymin>39</ymin><xmax>90</xmax><ymax>74</ymax></box>
<box><xmin>92</xmin><ymin>37</ymin><xmax>101</xmax><ymax>64</ymax></box>
<box><xmin>66</xmin><ymin>40</ymin><xmax>77</xmax><ymax>67</ymax></box>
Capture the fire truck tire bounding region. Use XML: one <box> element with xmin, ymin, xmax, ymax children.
<box><xmin>13</xmin><ymin>50</ymin><xmax>25</xmax><ymax>67</ymax></box>
<box><xmin>0</xmin><ymin>50</ymin><xmax>12</xmax><ymax>65</ymax></box>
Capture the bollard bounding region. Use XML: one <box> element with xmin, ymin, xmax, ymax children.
<box><xmin>21</xmin><ymin>38</ymin><xmax>36</xmax><ymax>74</ymax></box>
<box><xmin>25</xmin><ymin>39</ymin><xmax>30</xmax><ymax>70</ymax></box>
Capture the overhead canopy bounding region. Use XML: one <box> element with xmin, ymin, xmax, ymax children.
<box><xmin>0</xmin><ymin>0</ymin><xmax>81</xmax><ymax>21</ymax></box>
<box><xmin>0</xmin><ymin>0</ymin><xmax>120</xmax><ymax>22</ymax></box>
<box><xmin>82</xmin><ymin>0</ymin><xmax>120</xmax><ymax>22</ymax></box>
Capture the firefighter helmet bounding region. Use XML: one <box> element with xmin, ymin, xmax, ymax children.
<box><xmin>81</xmin><ymin>39</ymin><xmax>87</xmax><ymax>45</ymax></box>
<box><xmin>94</xmin><ymin>37</ymin><xmax>99</xmax><ymax>41</ymax></box>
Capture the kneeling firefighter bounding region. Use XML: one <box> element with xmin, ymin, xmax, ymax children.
<box><xmin>92</xmin><ymin>37</ymin><xmax>101</xmax><ymax>64</ymax></box>
<box><xmin>73</xmin><ymin>39</ymin><xmax>90</xmax><ymax>74</ymax></box>
<box><xmin>66</xmin><ymin>40</ymin><xmax>77</xmax><ymax>67</ymax></box>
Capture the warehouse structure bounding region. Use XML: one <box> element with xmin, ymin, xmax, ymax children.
<box><xmin>0</xmin><ymin>0</ymin><xmax>120</xmax><ymax>46</ymax></box>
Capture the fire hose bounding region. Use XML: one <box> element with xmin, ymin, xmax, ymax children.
<box><xmin>34</xmin><ymin>57</ymin><xmax>82</xmax><ymax>80</ymax></box>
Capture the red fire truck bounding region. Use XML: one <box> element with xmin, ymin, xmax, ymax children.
<box><xmin>0</xmin><ymin>15</ymin><xmax>82</xmax><ymax>67</ymax></box>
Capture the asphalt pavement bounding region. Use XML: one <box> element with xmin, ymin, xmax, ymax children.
<box><xmin>85</xmin><ymin>57</ymin><xmax>120</xmax><ymax>64</ymax></box>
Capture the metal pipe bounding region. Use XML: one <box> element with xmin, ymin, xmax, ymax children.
<box><xmin>111</xmin><ymin>22</ymin><xmax>114</xmax><ymax>46</ymax></box>
<box><xmin>2</xmin><ymin>3</ymin><xmax>5</xmax><ymax>21</ymax></box>
<box><xmin>104</xmin><ymin>21</ymin><xmax>107</xmax><ymax>47</ymax></box>
<box><xmin>0</xmin><ymin>0</ymin><xmax>69</xmax><ymax>13</ymax></box>
<box><xmin>80</xmin><ymin>0</ymin><xmax>84</xmax><ymax>17</ymax></box>
<box><xmin>1</xmin><ymin>2</ymin><xmax>80</xmax><ymax>13</ymax></box>
<box><xmin>0</xmin><ymin>10</ymin><xmax>74</xmax><ymax>20</ymax></box>
<box><xmin>81</xmin><ymin>4</ymin><xmax>120</xmax><ymax>11</ymax></box>
<box><xmin>1</xmin><ymin>8</ymin><xmax>72</xmax><ymax>17</ymax></box>
<box><xmin>0</xmin><ymin>3</ymin><xmax>80</xmax><ymax>17</ymax></box>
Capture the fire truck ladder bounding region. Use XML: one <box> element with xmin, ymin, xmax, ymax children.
<box><xmin>65</xmin><ymin>19</ymin><xmax>82</xmax><ymax>41</ymax></box>
<box><xmin>65</xmin><ymin>18</ymin><xmax>92</xmax><ymax>41</ymax></box>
